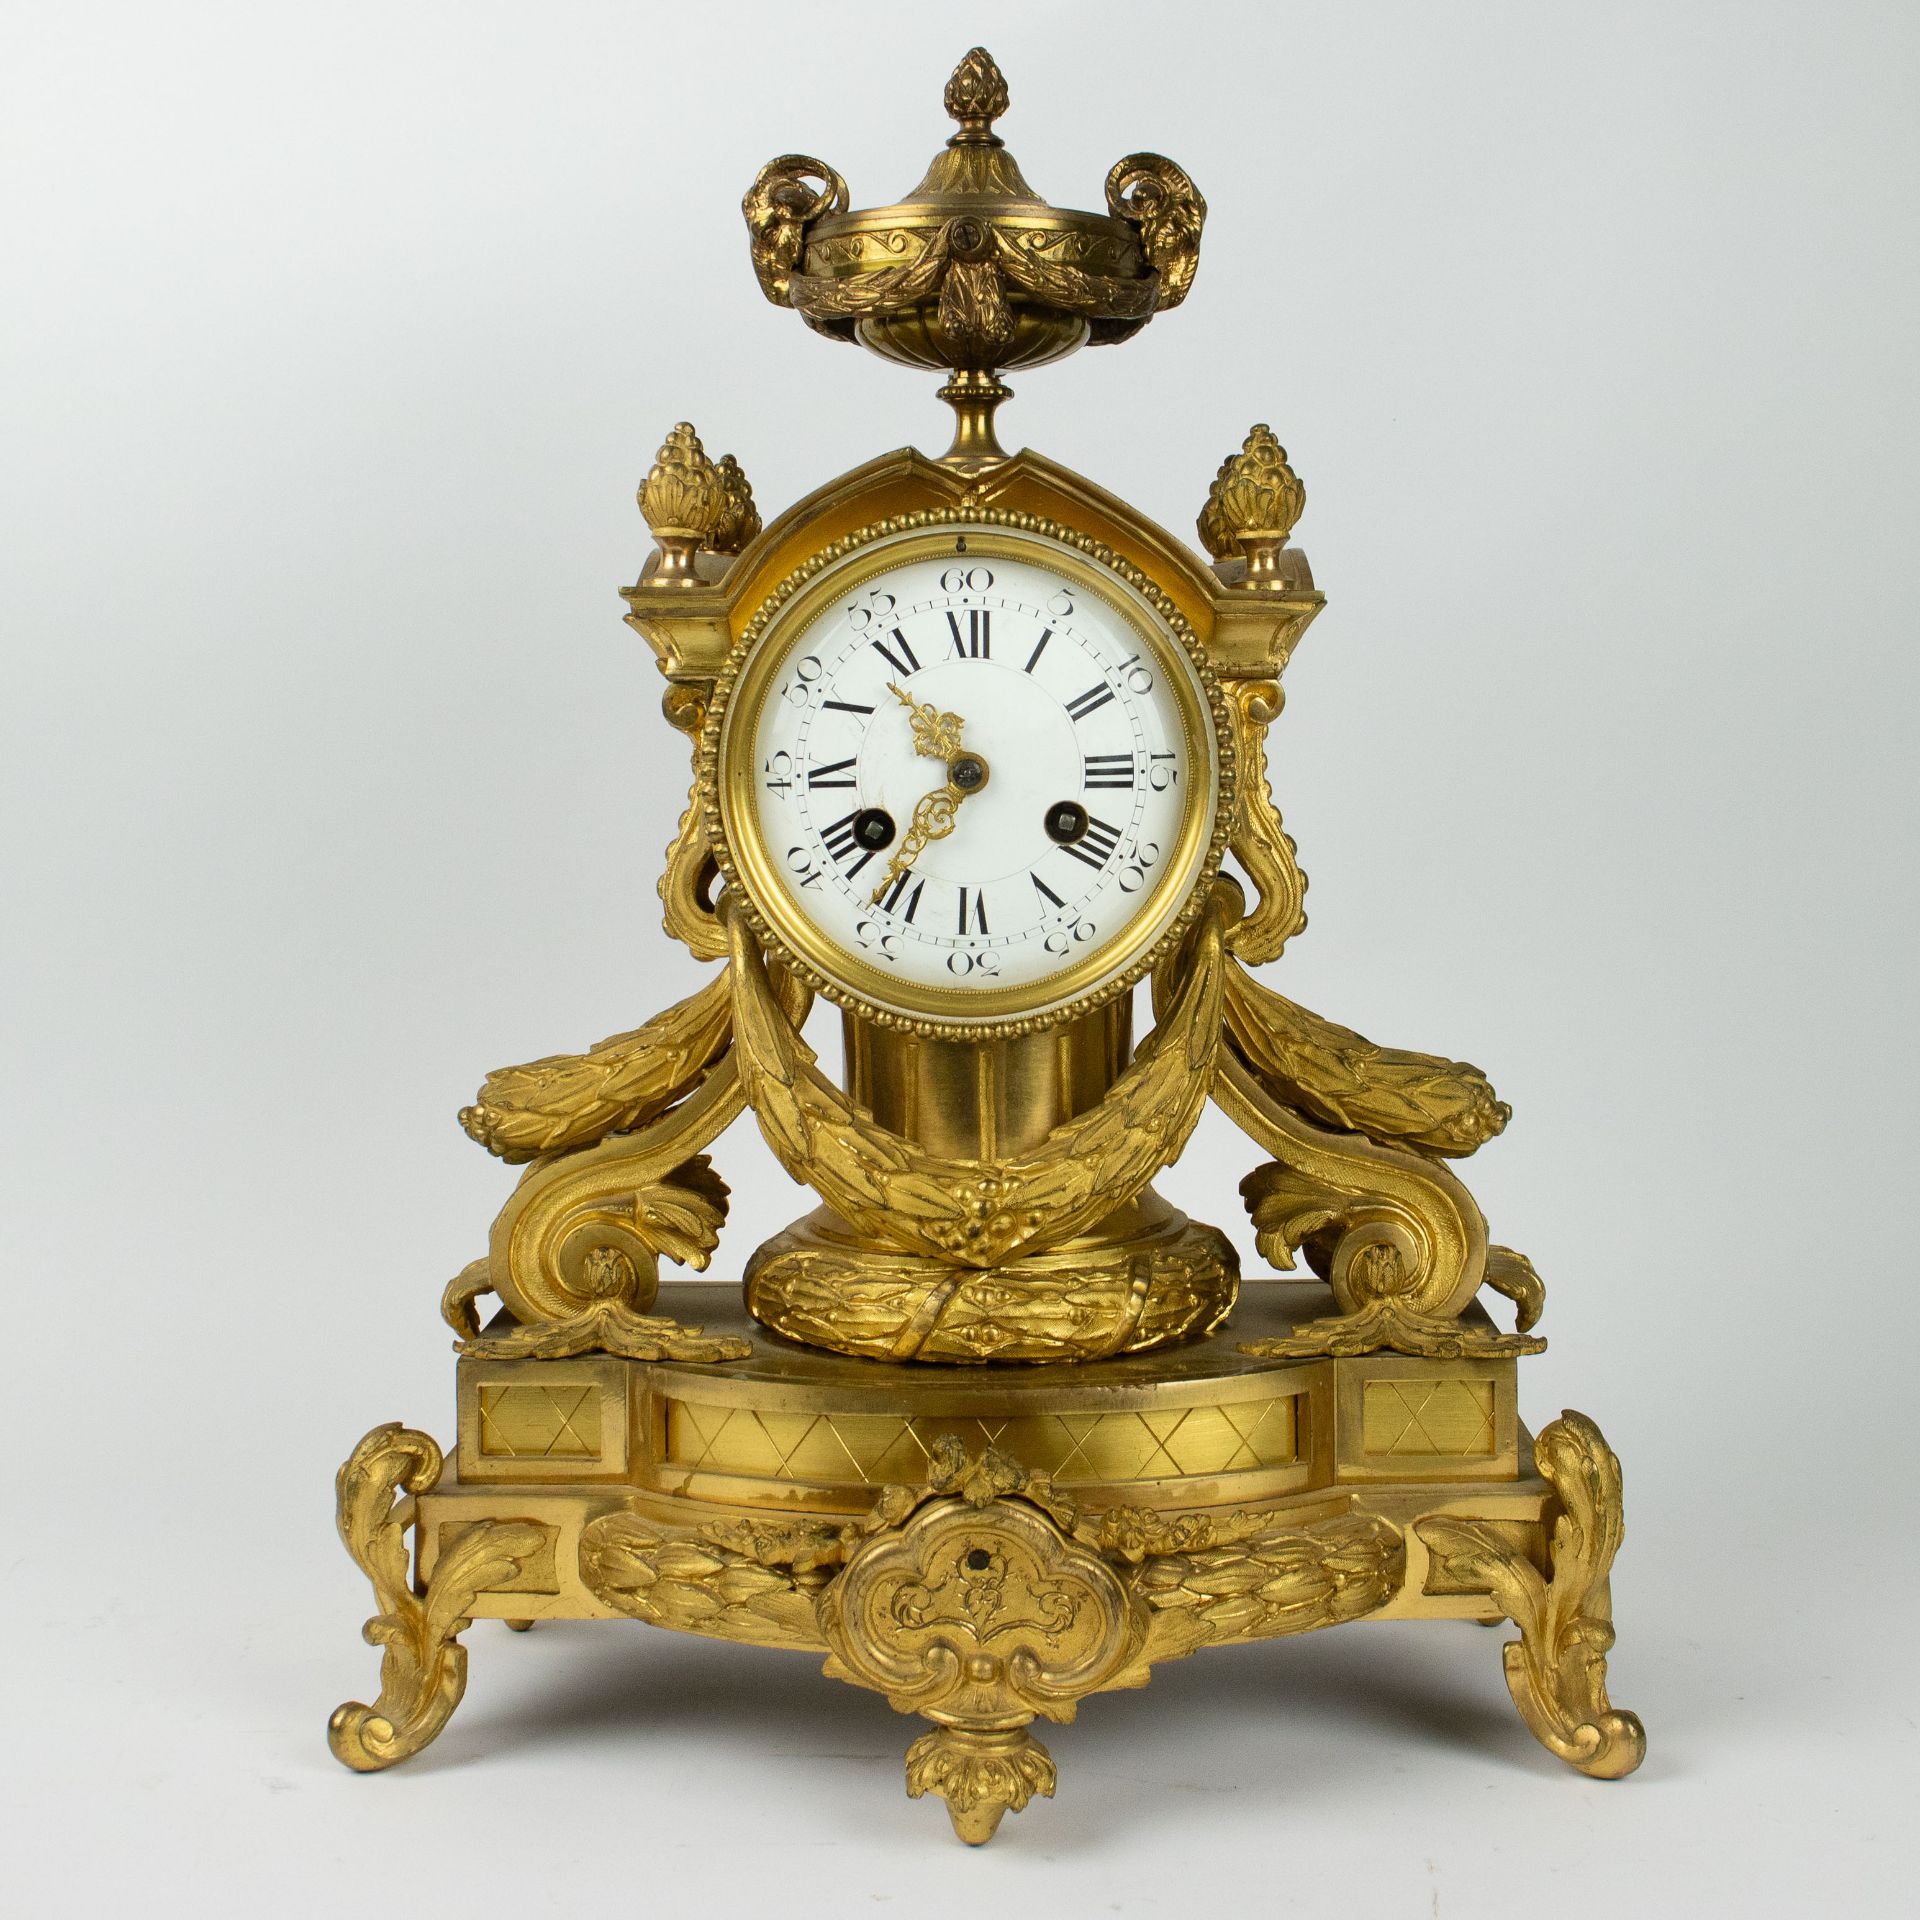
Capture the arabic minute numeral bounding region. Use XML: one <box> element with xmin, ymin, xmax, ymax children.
<box><xmin>762</xmin><ymin>749</ymin><xmax>794</xmax><ymax>796</ymax></box>
<box><xmin>946</xmin><ymin>948</ymin><xmax>1001</xmax><ymax>976</ymax></box>
<box><xmin>938</xmin><ymin>565</ymin><xmax>994</xmax><ymax>593</ymax></box>
<box><xmin>842</xmin><ymin>588</ymin><xmax>896</xmax><ymax>631</ymax></box>
<box><xmin>780</xmin><ymin>654</ymin><xmax>823</xmax><ymax>706</ymax></box>
<box><xmin>783</xmin><ymin>845</ymin><xmax>824</xmax><ymax>890</ymax></box>
<box><xmin>1044</xmin><ymin>917</ymin><xmax>1096</xmax><ymax>956</ymax></box>
<box><xmin>1148</xmin><ymin>751</ymin><xmax>1180</xmax><ymax>790</ymax></box>
<box><xmin>1117</xmin><ymin>840</ymin><xmax>1162</xmax><ymax>894</ymax></box>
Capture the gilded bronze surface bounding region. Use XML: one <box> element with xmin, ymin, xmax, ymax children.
<box><xmin>334</xmin><ymin>1279</ymin><xmax>1641</xmax><ymax>1836</ymax></box>
<box><xmin>703</xmin><ymin>516</ymin><xmax>1235</xmax><ymax>1039</ymax></box>
<box><xmin>744</xmin><ymin>1202</ymin><xmax>1239</xmax><ymax>1364</ymax></box>
<box><xmin>329</xmin><ymin>42</ymin><xmax>1640</xmax><ymax>1846</ymax></box>
<box><xmin>1418</xmin><ymin>1412</ymin><xmax>1646</xmax><ymax>1778</ymax></box>
<box><xmin>745</xmin><ymin>48</ymin><xmax>1202</xmax><ymax>390</ymax></box>
<box><xmin>328</xmin><ymin>1423</ymin><xmax>548</xmax><ymax>1771</ymax></box>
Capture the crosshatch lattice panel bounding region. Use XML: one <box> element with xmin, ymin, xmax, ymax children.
<box><xmin>663</xmin><ymin>1394</ymin><xmax>1300</xmax><ymax>1487</ymax></box>
<box><xmin>1360</xmin><ymin>1379</ymin><xmax>1495</xmax><ymax>1456</ymax></box>
<box><xmin>476</xmin><ymin>1383</ymin><xmax>602</xmax><ymax>1460</ymax></box>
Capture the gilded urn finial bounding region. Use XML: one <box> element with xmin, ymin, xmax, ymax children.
<box><xmin>944</xmin><ymin>47</ymin><xmax>1010</xmax><ymax>141</ymax></box>
<box><xmin>1198</xmin><ymin>426</ymin><xmax>1307</xmax><ymax>584</ymax></box>
<box><xmin>741</xmin><ymin>49</ymin><xmax>1207</xmax><ymax>465</ymax></box>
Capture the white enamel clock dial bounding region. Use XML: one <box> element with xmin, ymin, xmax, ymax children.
<box><xmin>715</xmin><ymin>525</ymin><xmax>1223</xmax><ymax>1031</ymax></box>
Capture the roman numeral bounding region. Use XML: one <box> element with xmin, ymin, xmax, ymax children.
<box><xmin>1029</xmin><ymin>872</ymin><xmax>1066</xmax><ymax>910</ymax></box>
<box><xmin>805</xmin><ymin>756</ymin><xmax>858</xmax><ymax>789</ymax></box>
<box><xmin>822</xmin><ymin>811</ymin><xmax>879</xmax><ymax>878</ymax></box>
<box><xmin>1060</xmin><ymin>814</ymin><xmax>1122</xmax><ymax>870</ymax></box>
<box><xmin>1023</xmin><ymin>627</ymin><xmax>1053</xmax><ymax>673</ymax></box>
<box><xmin>1066</xmin><ymin>681</ymin><xmax>1116</xmax><ymax>721</ymax></box>
<box><xmin>870</xmin><ymin>628</ymin><xmax>919</xmax><ymax>676</ymax></box>
<box><xmin>878</xmin><ymin>869</ymin><xmax>924</xmax><ymax>921</ymax></box>
<box><xmin>1082</xmin><ymin>753</ymin><xmax>1133</xmax><ymax>790</ymax></box>
<box><xmin>956</xmin><ymin>886</ymin><xmax>988</xmax><ymax>935</ymax></box>
<box><xmin>822</xmin><ymin>698</ymin><xmax>875</xmax><ymax>715</ymax></box>
<box><xmin>945</xmin><ymin>609</ymin><xmax>991</xmax><ymax>658</ymax></box>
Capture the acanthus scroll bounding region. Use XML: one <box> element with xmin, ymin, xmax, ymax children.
<box><xmin>328</xmin><ymin>1423</ymin><xmax>548</xmax><ymax>1771</ymax></box>
<box><xmin>1417</xmin><ymin>1412</ymin><xmax>1645</xmax><ymax>1779</ymax></box>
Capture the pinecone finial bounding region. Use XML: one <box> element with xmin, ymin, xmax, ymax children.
<box><xmin>1198</xmin><ymin>425</ymin><xmax>1306</xmax><ymax>582</ymax></box>
<box><xmin>945</xmin><ymin>48</ymin><xmax>1009</xmax><ymax>141</ymax></box>
<box><xmin>639</xmin><ymin>423</ymin><xmax>725</xmax><ymax>582</ymax></box>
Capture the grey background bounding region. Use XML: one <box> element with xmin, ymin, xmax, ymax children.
<box><xmin>4</xmin><ymin>1</ymin><xmax>1914</xmax><ymax>1913</ymax></box>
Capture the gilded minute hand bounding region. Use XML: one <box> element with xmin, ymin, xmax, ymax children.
<box><xmin>871</xmin><ymin>780</ymin><xmax>964</xmax><ymax>903</ymax></box>
<box><xmin>870</xmin><ymin>683</ymin><xmax>986</xmax><ymax>904</ymax></box>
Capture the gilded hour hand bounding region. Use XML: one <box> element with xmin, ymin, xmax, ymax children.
<box><xmin>889</xmin><ymin>681</ymin><xmax>965</xmax><ymax>762</ymax></box>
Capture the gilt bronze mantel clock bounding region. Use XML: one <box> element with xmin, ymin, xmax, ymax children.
<box><xmin>328</xmin><ymin>49</ymin><xmax>1644</xmax><ymax>1844</ymax></box>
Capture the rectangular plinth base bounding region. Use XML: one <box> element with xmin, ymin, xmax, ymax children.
<box><xmin>417</xmin><ymin>1278</ymin><xmax>1550</xmax><ymax>1626</ymax></box>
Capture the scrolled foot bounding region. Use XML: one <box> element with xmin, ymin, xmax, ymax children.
<box><xmin>1417</xmin><ymin>1410</ymin><xmax>1646</xmax><ymax>1779</ymax></box>
<box><xmin>328</xmin><ymin>1422</ymin><xmax>548</xmax><ymax>1772</ymax></box>
<box><xmin>905</xmin><ymin>1724</ymin><xmax>1056</xmax><ymax>1846</ymax></box>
